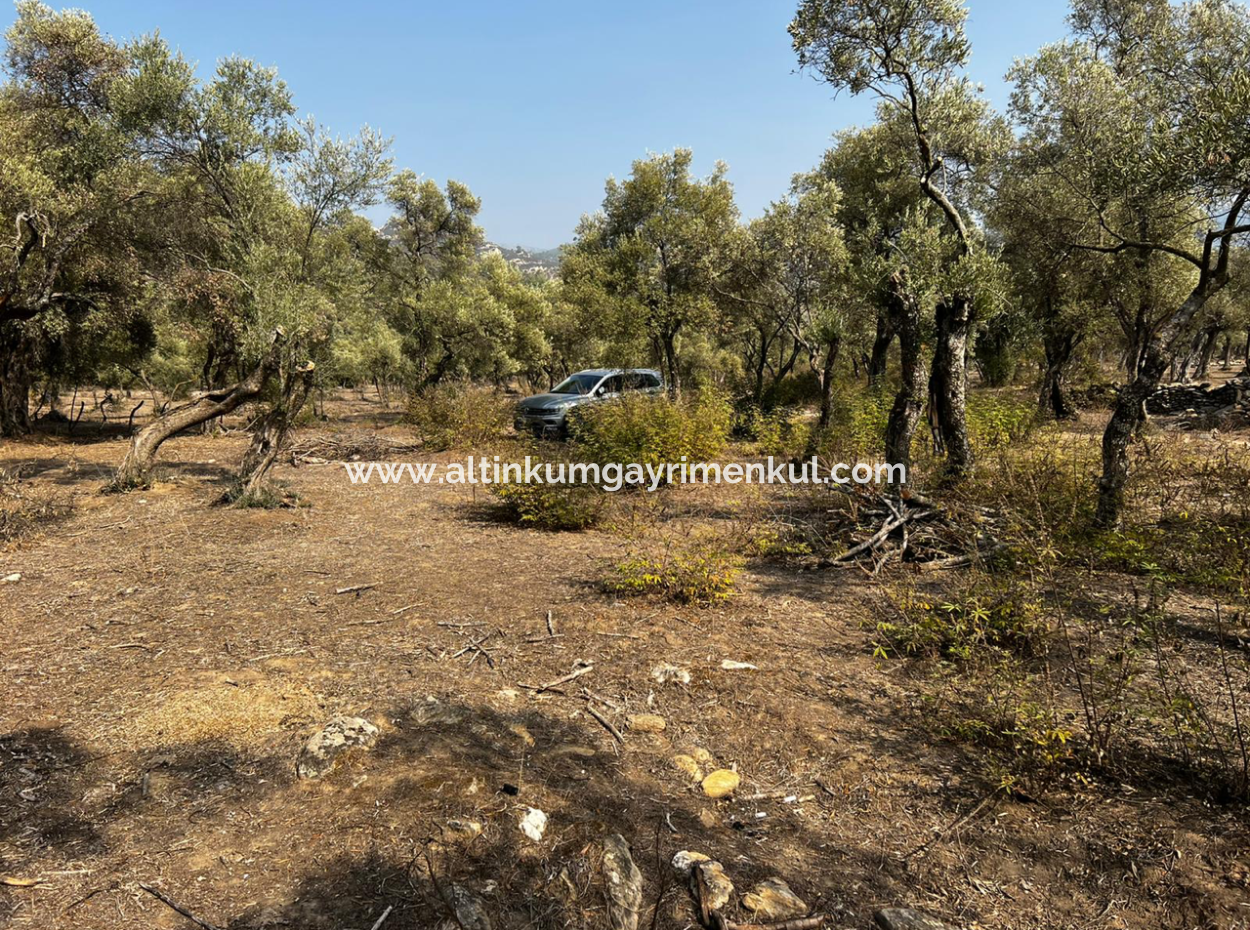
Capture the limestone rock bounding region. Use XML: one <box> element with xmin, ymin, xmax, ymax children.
<box><xmin>701</xmin><ymin>769</ymin><xmax>740</xmax><ymax>798</ymax></box>
<box><xmin>601</xmin><ymin>833</ymin><xmax>643</xmax><ymax>930</ymax></box>
<box><xmin>874</xmin><ymin>907</ymin><xmax>957</xmax><ymax>930</ymax></box>
<box><xmin>671</xmin><ymin>754</ymin><xmax>703</xmax><ymax>782</ymax></box>
<box><xmin>690</xmin><ymin>861</ymin><xmax>734</xmax><ymax>913</ymax></box>
<box><xmin>651</xmin><ymin>664</ymin><xmax>691</xmax><ymax>685</ymax></box>
<box><xmin>627</xmin><ymin>714</ymin><xmax>667</xmax><ymax>733</ymax></box>
<box><xmin>671</xmin><ymin>850</ymin><xmax>711</xmax><ymax>875</ymax></box>
<box><xmin>441</xmin><ymin>819</ymin><xmax>483</xmax><ymax>843</ymax></box>
<box><xmin>742</xmin><ymin>878</ymin><xmax>807</xmax><ymax>920</ymax></box>
<box><xmin>519</xmin><ymin>807</ymin><xmax>547</xmax><ymax>841</ymax></box>
<box><xmin>296</xmin><ymin>716</ymin><xmax>378</xmax><ymax>779</ymax></box>
<box><xmin>445</xmin><ymin>884</ymin><xmax>491</xmax><ymax>930</ymax></box>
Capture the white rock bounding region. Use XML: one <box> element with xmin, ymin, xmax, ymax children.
<box><xmin>651</xmin><ymin>664</ymin><xmax>691</xmax><ymax>685</ymax></box>
<box><xmin>671</xmin><ymin>850</ymin><xmax>711</xmax><ymax>875</ymax></box>
<box><xmin>2</xmin><ymin>573</ymin><xmax>21</xmax><ymax>583</ymax></box>
<box><xmin>720</xmin><ymin>660</ymin><xmax>758</xmax><ymax>670</ymax></box>
<box><xmin>519</xmin><ymin>807</ymin><xmax>547</xmax><ymax>841</ymax></box>
<box><xmin>296</xmin><ymin>716</ymin><xmax>379</xmax><ymax>779</ymax></box>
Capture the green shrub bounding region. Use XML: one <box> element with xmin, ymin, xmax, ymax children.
<box><xmin>875</xmin><ymin>575</ymin><xmax>1048</xmax><ymax>661</ymax></box>
<box><xmin>571</xmin><ymin>391</ymin><xmax>732</xmax><ymax>473</ymax></box>
<box><xmin>405</xmin><ymin>383</ymin><xmax>513</xmax><ymax>451</ymax></box>
<box><xmin>734</xmin><ymin>405</ymin><xmax>812</xmax><ymax>459</ymax></box>
<box><xmin>814</xmin><ymin>383</ymin><xmax>895</xmax><ymax>462</ymax></box>
<box><xmin>489</xmin><ymin>480</ymin><xmax>605</xmax><ymax>531</ymax></box>
<box><xmin>967</xmin><ymin>394</ymin><xmax>1038</xmax><ymax>451</ymax></box>
<box><xmin>607</xmin><ymin>538</ymin><xmax>742</xmax><ymax>604</ymax></box>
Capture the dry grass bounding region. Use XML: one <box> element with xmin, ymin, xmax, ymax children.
<box><xmin>126</xmin><ymin>674</ymin><xmax>321</xmax><ymax>749</ymax></box>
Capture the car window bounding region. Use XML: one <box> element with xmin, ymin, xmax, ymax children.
<box><xmin>622</xmin><ymin>372</ymin><xmax>643</xmax><ymax>391</ymax></box>
<box><xmin>641</xmin><ymin>373</ymin><xmax>661</xmax><ymax>389</ymax></box>
<box><xmin>552</xmin><ymin>373</ymin><xmax>600</xmax><ymax>395</ymax></box>
<box><xmin>599</xmin><ymin>375</ymin><xmax>625</xmax><ymax>394</ymax></box>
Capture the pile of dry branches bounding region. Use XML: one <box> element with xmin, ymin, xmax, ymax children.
<box><xmin>288</xmin><ymin>433</ymin><xmax>422</xmax><ymax>465</ymax></box>
<box><xmin>821</xmin><ymin>486</ymin><xmax>1004</xmax><ymax>573</ymax></box>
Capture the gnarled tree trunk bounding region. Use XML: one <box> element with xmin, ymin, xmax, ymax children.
<box><xmin>1193</xmin><ymin>324</ymin><xmax>1221</xmax><ymax>381</ymax></box>
<box><xmin>661</xmin><ymin>329</ymin><xmax>681</xmax><ymax>399</ymax></box>
<box><xmin>113</xmin><ymin>330</ymin><xmax>285</xmax><ymax>490</ymax></box>
<box><xmin>235</xmin><ymin>361</ymin><xmax>315</xmax><ymax>500</ymax></box>
<box><xmin>1039</xmin><ymin>329</ymin><xmax>1079</xmax><ymax>419</ymax></box>
<box><xmin>867</xmin><ymin>309</ymin><xmax>894</xmax><ymax>390</ymax></box>
<box><xmin>883</xmin><ymin>271</ymin><xmax>925</xmax><ymax>491</ymax></box>
<box><xmin>816</xmin><ymin>334</ymin><xmax>842</xmax><ymax>430</ymax></box>
<box><xmin>1097</xmin><ymin>291</ymin><xmax>1209</xmax><ymax>527</ymax></box>
<box><xmin>928</xmin><ymin>294</ymin><xmax>973</xmax><ymax>478</ymax></box>
<box><xmin>0</xmin><ymin>327</ymin><xmax>33</xmax><ymax>438</ymax></box>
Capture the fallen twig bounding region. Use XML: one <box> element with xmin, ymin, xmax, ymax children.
<box><xmin>902</xmin><ymin>785</ymin><xmax>1004</xmax><ymax>860</ymax></box>
<box><xmin>139</xmin><ymin>883</ymin><xmax>223</xmax><ymax>930</ymax></box>
<box><xmin>586</xmin><ymin>704</ymin><xmax>625</xmax><ymax>744</ymax></box>
<box><xmin>581</xmin><ymin>687</ymin><xmax>623</xmax><ymax>711</ymax></box>
<box><xmin>534</xmin><ymin>662</ymin><xmax>594</xmax><ymax>692</ymax></box>
<box><xmin>369</xmin><ymin>904</ymin><xmax>394</xmax><ymax>930</ymax></box>
<box><xmin>335</xmin><ymin>583</ymin><xmax>379</xmax><ymax>595</ymax></box>
<box><xmin>721</xmin><ymin>918</ymin><xmax>824</xmax><ymax>930</ymax></box>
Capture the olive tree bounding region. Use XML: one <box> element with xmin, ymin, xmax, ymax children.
<box><xmin>567</xmin><ymin>149</ymin><xmax>739</xmax><ymax>398</ymax></box>
<box><xmin>791</xmin><ymin>0</ymin><xmax>1009</xmax><ymax>479</ymax></box>
<box><xmin>1010</xmin><ymin>0</ymin><xmax>1250</xmax><ymax>526</ymax></box>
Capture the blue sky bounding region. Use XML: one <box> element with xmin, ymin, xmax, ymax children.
<box><xmin>11</xmin><ymin>1</ymin><xmax>1074</xmax><ymax>248</ymax></box>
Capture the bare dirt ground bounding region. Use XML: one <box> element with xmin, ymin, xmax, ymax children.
<box><xmin>2</xmin><ymin>396</ymin><xmax>1249</xmax><ymax>930</ymax></box>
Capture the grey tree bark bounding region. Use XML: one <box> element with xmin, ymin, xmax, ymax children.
<box><xmin>928</xmin><ymin>295</ymin><xmax>973</xmax><ymax>478</ymax></box>
<box><xmin>235</xmin><ymin>361</ymin><xmax>316</xmax><ymax>500</ymax></box>
<box><xmin>113</xmin><ymin>330</ymin><xmax>285</xmax><ymax>490</ymax></box>
<box><xmin>883</xmin><ymin>271</ymin><xmax>926</xmax><ymax>491</ymax></box>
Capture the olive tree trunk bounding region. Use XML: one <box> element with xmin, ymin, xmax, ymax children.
<box><xmin>883</xmin><ymin>271</ymin><xmax>925</xmax><ymax>491</ymax></box>
<box><xmin>0</xmin><ymin>328</ymin><xmax>33</xmax><ymax>438</ymax></box>
<box><xmin>661</xmin><ymin>329</ymin><xmax>681</xmax><ymax>399</ymax></box>
<box><xmin>1193</xmin><ymin>324</ymin><xmax>1221</xmax><ymax>381</ymax></box>
<box><xmin>1039</xmin><ymin>329</ymin><xmax>1079</xmax><ymax>419</ymax></box>
<box><xmin>1096</xmin><ymin>291</ymin><xmax>1209</xmax><ymax>527</ymax></box>
<box><xmin>816</xmin><ymin>334</ymin><xmax>842</xmax><ymax>430</ymax></box>
<box><xmin>928</xmin><ymin>295</ymin><xmax>973</xmax><ymax>478</ymax></box>
<box><xmin>113</xmin><ymin>330</ymin><xmax>285</xmax><ymax>490</ymax></box>
<box><xmin>235</xmin><ymin>361</ymin><xmax>316</xmax><ymax>500</ymax></box>
<box><xmin>867</xmin><ymin>310</ymin><xmax>894</xmax><ymax>390</ymax></box>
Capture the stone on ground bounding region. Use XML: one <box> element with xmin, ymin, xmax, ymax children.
<box><xmin>627</xmin><ymin>713</ymin><xmax>667</xmax><ymax>733</ymax></box>
<box><xmin>671</xmin><ymin>850</ymin><xmax>711</xmax><ymax>875</ymax></box>
<box><xmin>701</xmin><ymin>769</ymin><xmax>740</xmax><ymax>798</ymax></box>
<box><xmin>690</xmin><ymin>861</ymin><xmax>734</xmax><ymax>912</ymax></box>
<box><xmin>742</xmin><ymin>877</ymin><xmax>807</xmax><ymax>920</ymax></box>
<box><xmin>296</xmin><ymin>716</ymin><xmax>379</xmax><ymax>779</ymax></box>
<box><xmin>874</xmin><ymin>907</ymin><xmax>958</xmax><ymax>930</ymax></box>
<box><xmin>601</xmin><ymin>833</ymin><xmax>643</xmax><ymax>930</ymax></box>
<box><xmin>519</xmin><ymin>807</ymin><xmax>547</xmax><ymax>841</ymax></box>
<box><xmin>444</xmin><ymin>884</ymin><xmax>491</xmax><ymax>930</ymax></box>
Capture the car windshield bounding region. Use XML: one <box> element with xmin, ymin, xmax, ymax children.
<box><xmin>551</xmin><ymin>373</ymin><xmax>602</xmax><ymax>395</ymax></box>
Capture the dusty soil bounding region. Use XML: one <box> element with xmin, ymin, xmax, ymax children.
<box><xmin>2</xmin><ymin>397</ymin><xmax>1249</xmax><ymax>930</ymax></box>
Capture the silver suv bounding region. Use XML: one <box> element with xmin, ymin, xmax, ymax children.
<box><xmin>514</xmin><ymin>368</ymin><xmax>665</xmax><ymax>437</ymax></box>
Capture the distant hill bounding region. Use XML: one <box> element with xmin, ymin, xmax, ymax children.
<box><xmin>478</xmin><ymin>242</ymin><xmax>561</xmax><ymax>278</ymax></box>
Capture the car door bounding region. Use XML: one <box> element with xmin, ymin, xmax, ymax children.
<box><xmin>597</xmin><ymin>374</ymin><xmax>625</xmax><ymax>398</ymax></box>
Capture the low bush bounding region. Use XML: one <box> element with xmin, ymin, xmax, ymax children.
<box><xmin>405</xmin><ymin>383</ymin><xmax>513</xmax><ymax>451</ymax></box>
<box><xmin>489</xmin><ymin>480</ymin><xmax>606</xmax><ymax>531</ymax></box>
<box><xmin>607</xmin><ymin>537</ymin><xmax>742</xmax><ymax>604</ymax></box>
<box><xmin>570</xmin><ymin>390</ymin><xmax>732</xmax><ymax>472</ymax></box>
<box><xmin>875</xmin><ymin>574</ymin><xmax>1049</xmax><ymax>661</ymax></box>
<box><xmin>734</xmin><ymin>404</ymin><xmax>812</xmax><ymax>459</ymax></box>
